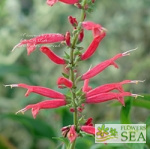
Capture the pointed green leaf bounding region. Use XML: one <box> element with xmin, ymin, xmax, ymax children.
<box><xmin>120</xmin><ymin>98</ymin><xmax>132</xmax><ymax>124</ymax></box>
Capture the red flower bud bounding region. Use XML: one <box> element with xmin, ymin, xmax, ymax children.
<box><xmin>81</xmin><ymin>126</ymin><xmax>95</xmax><ymax>135</ymax></box>
<box><xmin>12</xmin><ymin>33</ymin><xmax>65</xmax><ymax>55</ymax></box>
<box><xmin>85</xmin><ymin>117</ymin><xmax>93</xmax><ymax>126</ymax></box>
<box><xmin>70</xmin><ymin>108</ymin><xmax>75</xmax><ymax>112</ymax></box>
<box><xmin>57</xmin><ymin>77</ymin><xmax>73</xmax><ymax>88</ymax></box>
<box><xmin>5</xmin><ymin>83</ymin><xmax>65</xmax><ymax>99</ymax></box>
<box><xmin>16</xmin><ymin>99</ymin><xmax>66</xmax><ymax>118</ymax></box>
<box><xmin>61</xmin><ymin>126</ymin><xmax>70</xmax><ymax>137</ymax></box>
<box><xmin>82</xmin><ymin>48</ymin><xmax>137</xmax><ymax>80</ymax></box>
<box><xmin>77</xmin><ymin>107</ymin><xmax>83</xmax><ymax>112</ymax></box>
<box><xmin>40</xmin><ymin>46</ymin><xmax>66</xmax><ymax>64</ymax></box>
<box><xmin>74</xmin><ymin>3</ymin><xmax>82</xmax><ymax>9</ymax></box>
<box><xmin>78</xmin><ymin>29</ymin><xmax>84</xmax><ymax>43</ymax></box>
<box><xmin>65</xmin><ymin>31</ymin><xmax>71</xmax><ymax>46</ymax></box>
<box><xmin>68</xmin><ymin>16</ymin><xmax>78</xmax><ymax>27</ymax></box>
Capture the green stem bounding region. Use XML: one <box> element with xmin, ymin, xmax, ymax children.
<box><xmin>69</xmin><ymin>0</ymin><xmax>87</xmax><ymax>149</ymax></box>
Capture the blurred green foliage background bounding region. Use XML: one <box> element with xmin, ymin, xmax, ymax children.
<box><xmin>0</xmin><ymin>0</ymin><xmax>150</xmax><ymax>149</ymax></box>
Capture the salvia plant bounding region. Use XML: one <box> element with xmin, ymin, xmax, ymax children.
<box><xmin>5</xmin><ymin>0</ymin><xmax>144</xmax><ymax>148</ymax></box>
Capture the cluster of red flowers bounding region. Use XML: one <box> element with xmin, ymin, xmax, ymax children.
<box><xmin>7</xmin><ymin>0</ymin><xmax>143</xmax><ymax>144</ymax></box>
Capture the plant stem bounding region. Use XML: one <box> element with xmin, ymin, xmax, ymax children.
<box><xmin>69</xmin><ymin>0</ymin><xmax>87</xmax><ymax>149</ymax></box>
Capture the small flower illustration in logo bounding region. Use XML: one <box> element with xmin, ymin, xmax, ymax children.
<box><xmin>96</xmin><ymin>124</ymin><xmax>109</xmax><ymax>137</ymax></box>
<box><xmin>109</xmin><ymin>128</ymin><xmax>118</xmax><ymax>137</ymax></box>
<box><xmin>95</xmin><ymin>124</ymin><xmax>119</xmax><ymax>143</ymax></box>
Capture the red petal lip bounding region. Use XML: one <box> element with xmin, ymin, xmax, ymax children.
<box><xmin>67</xmin><ymin>125</ymin><xmax>78</xmax><ymax>143</ymax></box>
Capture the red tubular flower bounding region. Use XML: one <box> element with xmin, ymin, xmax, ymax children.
<box><xmin>81</xmin><ymin>31</ymin><xmax>106</xmax><ymax>60</ymax></box>
<box><xmin>12</xmin><ymin>33</ymin><xmax>65</xmax><ymax>55</ymax></box>
<box><xmin>85</xmin><ymin>117</ymin><xmax>93</xmax><ymax>126</ymax></box>
<box><xmin>81</xmin><ymin>126</ymin><xmax>95</xmax><ymax>135</ymax></box>
<box><xmin>57</xmin><ymin>77</ymin><xmax>73</xmax><ymax>88</ymax></box>
<box><xmin>67</xmin><ymin>125</ymin><xmax>78</xmax><ymax>143</ymax></box>
<box><xmin>82</xmin><ymin>79</ymin><xmax>92</xmax><ymax>92</ymax></box>
<box><xmin>65</xmin><ymin>31</ymin><xmax>71</xmax><ymax>46</ymax></box>
<box><xmin>5</xmin><ymin>84</ymin><xmax>65</xmax><ymax>99</ymax></box>
<box><xmin>47</xmin><ymin>0</ymin><xmax>79</xmax><ymax>6</ymax></box>
<box><xmin>68</xmin><ymin>16</ymin><xmax>78</xmax><ymax>28</ymax></box>
<box><xmin>40</xmin><ymin>46</ymin><xmax>65</xmax><ymax>64</ymax></box>
<box><xmin>16</xmin><ymin>99</ymin><xmax>66</xmax><ymax>118</ymax></box>
<box><xmin>82</xmin><ymin>48</ymin><xmax>137</xmax><ymax>80</ymax></box>
<box><xmin>87</xmin><ymin>80</ymin><xmax>144</xmax><ymax>97</ymax></box>
<box><xmin>86</xmin><ymin>92</ymin><xmax>142</xmax><ymax>106</ymax></box>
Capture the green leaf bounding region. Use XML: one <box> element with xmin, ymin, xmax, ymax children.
<box><xmin>76</xmin><ymin>136</ymin><xmax>94</xmax><ymax>149</ymax></box>
<box><xmin>120</xmin><ymin>98</ymin><xmax>132</xmax><ymax>124</ymax></box>
<box><xmin>132</xmin><ymin>95</ymin><xmax>150</xmax><ymax>109</ymax></box>
<box><xmin>62</xmin><ymin>73</ymin><xmax>69</xmax><ymax>79</ymax></box>
<box><xmin>146</xmin><ymin>116</ymin><xmax>150</xmax><ymax>148</ymax></box>
<box><xmin>0</xmin><ymin>64</ymin><xmax>32</xmax><ymax>77</ymax></box>
<box><xmin>126</xmin><ymin>143</ymin><xmax>145</xmax><ymax>149</ymax></box>
<box><xmin>0</xmin><ymin>114</ymin><xmax>56</xmax><ymax>141</ymax></box>
<box><xmin>0</xmin><ymin>135</ymin><xmax>16</xmax><ymax>149</ymax></box>
<box><xmin>53</xmin><ymin>137</ymin><xmax>69</xmax><ymax>148</ymax></box>
<box><xmin>64</xmin><ymin>52</ymin><xmax>70</xmax><ymax>59</ymax></box>
<box><xmin>111</xmin><ymin>94</ymin><xmax>150</xmax><ymax>110</ymax></box>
